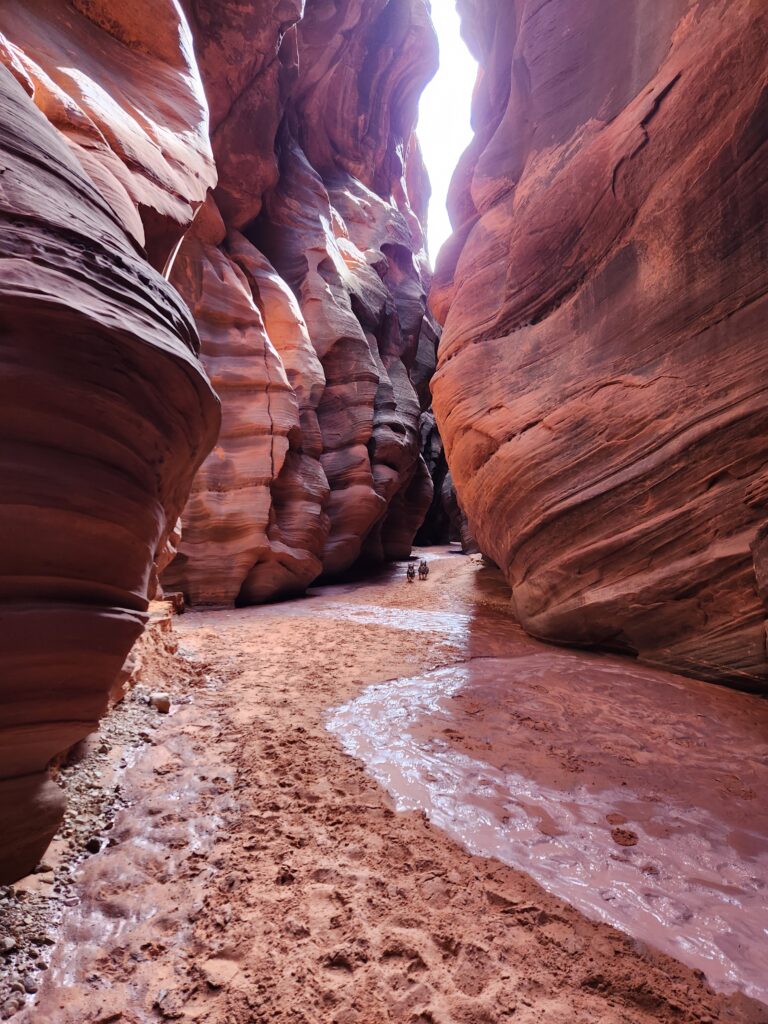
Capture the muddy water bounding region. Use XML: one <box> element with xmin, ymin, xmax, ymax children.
<box><xmin>328</xmin><ymin>592</ymin><xmax>768</xmax><ymax>1004</ymax></box>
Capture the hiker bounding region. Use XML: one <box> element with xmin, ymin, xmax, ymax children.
<box><xmin>418</xmin><ymin>559</ymin><xmax>429</xmax><ymax>580</ymax></box>
<box><xmin>406</xmin><ymin>563</ymin><xmax>416</xmax><ymax>583</ymax></box>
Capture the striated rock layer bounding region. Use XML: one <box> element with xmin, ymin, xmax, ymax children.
<box><xmin>163</xmin><ymin>0</ymin><xmax>440</xmax><ymax>604</ymax></box>
<box><xmin>0</xmin><ymin>4</ymin><xmax>220</xmax><ymax>881</ymax></box>
<box><xmin>432</xmin><ymin>0</ymin><xmax>768</xmax><ymax>690</ymax></box>
<box><xmin>0</xmin><ymin>0</ymin><xmax>440</xmax><ymax>881</ymax></box>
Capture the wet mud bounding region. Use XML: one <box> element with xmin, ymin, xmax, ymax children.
<box><xmin>12</xmin><ymin>549</ymin><xmax>768</xmax><ymax>1023</ymax></box>
<box><xmin>330</xmin><ymin>638</ymin><xmax>768</xmax><ymax>1001</ymax></box>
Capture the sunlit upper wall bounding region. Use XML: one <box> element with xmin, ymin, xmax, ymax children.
<box><xmin>417</xmin><ymin>1</ymin><xmax>478</xmax><ymax>261</ymax></box>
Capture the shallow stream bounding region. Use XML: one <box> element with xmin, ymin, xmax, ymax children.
<box><xmin>328</xmin><ymin>582</ymin><xmax>768</xmax><ymax>1003</ymax></box>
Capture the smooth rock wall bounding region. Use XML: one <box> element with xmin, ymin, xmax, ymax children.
<box><xmin>166</xmin><ymin>0</ymin><xmax>440</xmax><ymax>601</ymax></box>
<box><xmin>0</xmin><ymin>36</ymin><xmax>219</xmax><ymax>881</ymax></box>
<box><xmin>0</xmin><ymin>0</ymin><xmax>440</xmax><ymax>881</ymax></box>
<box><xmin>431</xmin><ymin>0</ymin><xmax>768</xmax><ymax>690</ymax></box>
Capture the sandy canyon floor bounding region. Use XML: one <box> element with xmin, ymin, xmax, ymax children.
<box><xmin>5</xmin><ymin>550</ymin><xmax>768</xmax><ymax>1024</ymax></box>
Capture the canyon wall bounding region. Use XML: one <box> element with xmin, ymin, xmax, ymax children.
<box><xmin>0</xmin><ymin>0</ymin><xmax>438</xmax><ymax>881</ymax></box>
<box><xmin>162</xmin><ymin>0</ymin><xmax>440</xmax><ymax>604</ymax></box>
<box><xmin>432</xmin><ymin>0</ymin><xmax>768</xmax><ymax>690</ymax></box>
<box><xmin>0</xmin><ymin>1</ymin><xmax>221</xmax><ymax>882</ymax></box>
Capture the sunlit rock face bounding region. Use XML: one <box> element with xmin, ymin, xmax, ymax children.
<box><xmin>165</xmin><ymin>0</ymin><xmax>440</xmax><ymax>602</ymax></box>
<box><xmin>0</xmin><ymin>0</ymin><xmax>220</xmax><ymax>882</ymax></box>
<box><xmin>0</xmin><ymin>0</ymin><xmax>215</xmax><ymax>266</ymax></box>
<box><xmin>0</xmin><ymin>0</ymin><xmax>438</xmax><ymax>879</ymax></box>
<box><xmin>432</xmin><ymin>0</ymin><xmax>768</xmax><ymax>690</ymax></box>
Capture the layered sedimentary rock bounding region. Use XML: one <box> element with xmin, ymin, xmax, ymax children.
<box><xmin>0</xmin><ymin>5</ymin><xmax>219</xmax><ymax>881</ymax></box>
<box><xmin>0</xmin><ymin>0</ymin><xmax>215</xmax><ymax>264</ymax></box>
<box><xmin>164</xmin><ymin>0</ymin><xmax>440</xmax><ymax>603</ymax></box>
<box><xmin>0</xmin><ymin>0</ymin><xmax>439</xmax><ymax>881</ymax></box>
<box><xmin>432</xmin><ymin>0</ymin><xmax>768</xmax><ymax>689</ymax></box>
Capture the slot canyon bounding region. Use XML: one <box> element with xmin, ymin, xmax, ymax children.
<box><xmin>0</xmin><ymin>0</ymin><xmax>766</xmax><ymax>1021</ymax></box>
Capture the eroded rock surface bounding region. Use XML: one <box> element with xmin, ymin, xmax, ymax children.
<box><xmin>432</xmin><ymin>0</ymin><xmax>768</xmax><ymax>689</ymax></box>
<box><xmin>164</xmin><ymin>0</ymin><xmax>440</xmax><ymax>603</ymax></box>
<box><xmin>0</xmin><ymin>0</ymin><xmax>440</xmax><ymax>880</ymax></box>
<box><xmin>0</xmin><ymin>5</ymin><xmax>220</xmax><ymax>881</ymax></box>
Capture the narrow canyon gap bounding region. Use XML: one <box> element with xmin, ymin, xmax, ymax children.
<box><xmin>0</xmin><ymin>1</ymin><xmax>766</xmax><ymax>1022</ymax></box>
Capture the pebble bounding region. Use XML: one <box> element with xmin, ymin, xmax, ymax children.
<box><xmin>22</xmin><ymin>976</ymin><xmax>38</xmax><ymax>995</ymax></box>
<box><xmin>0</xmin><ymin>937</ymin><xmax>16</xmax><ymax>954</ymax></box>
<box><xmin>85</xmin><ymin>837</ymin><xmax>102</xmax><ymax>855</ymax></box>
<box><xmin>611</xmin><ymin>827</ymin><xmax>639</xmax><ymax>847</ymax></box>
<box><xmin>148</xmin><ymin>692</ymin><xmax>171</xmax><ymax>714</ymax></box>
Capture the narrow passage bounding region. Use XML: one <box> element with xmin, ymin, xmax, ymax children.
<box><xmin>23</xmin><ymin>551</ymin><xmax>768</xmax><ymax>1024</ymax></box>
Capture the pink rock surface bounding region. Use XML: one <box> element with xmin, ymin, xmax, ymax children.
<box><xmin>163</xmin><ymin>201</ymin><xmax>329</xmax><ymax>605</ymax></box>
<box><xmin>431</xmin><ymin>0</ymin><xmax>768</xmax><ymax>690</ymax></box>
<box><xmin>165</xmin><ymin>0</ymin><xmax>440</xmax><ymax>602</ymax></box>
<box><xmin>0</xmin><ymin>7</ymin><xmax>219</xmax><ymax>881</ymax></box>
<box><xmin>0</xmin><ymin>0</ymin><xmax>439</xmax><ymax>882</ymax></box>
<box><xmin>0</xmin><ymin>0</ymin><xmax>215</xmax><ymax>268</ymax></box>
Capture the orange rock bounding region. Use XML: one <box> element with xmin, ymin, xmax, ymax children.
<box><xmin>0</xmin><ymin>0</ymin><xmax>441</xmax><ymax>881</ymax></box>
<box><xmin>165</xmin><ymin>0</ymin><xmax>440</xmax><ymax>601</ymax></box>
<box><xmin>0</xmin><ymin>5</ymin><xmax>219</xmax><ymax>880</ymax></box>
<box><xmin>432</xmin><ymin>0</ymin><xmax>768</xmax><ymax>690</ymax></box>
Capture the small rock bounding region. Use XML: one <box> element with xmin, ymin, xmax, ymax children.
<box><xmin>0</xmin><ymin>936</ymin><xmax>16</xmax><ymax>954</ymax></box>
<box><xmin>148</xmin><ymin>692</ymin><xmax>171</xmax><ymax>714</ymax></box>
<box><xmin>9</xmin><ymin>982</ymin><xmax>24</xmax><ymax>995</ymax></box>
<box><xmin>33</xmin><ymin>862</ymin><xmax>53</xmax><ymax>874</ymax></box>
<box><xmin>85</xmin><ymin>837</ymin><xmax>102</xmax><ymax>855</ymax></box>
<box><xmin>22</xmin><ymin>976</ymin><xmax>38</xmax><ymax>994</ymax></box>
<box><xmin>611</xmin><ymin>827</ymin><xmax>639</xmax><ymax>847</ymax></box>
<box><xmin>201</xmin><ymin>958</ymin><xmax>240</xmax><ymax>989</ymax></box>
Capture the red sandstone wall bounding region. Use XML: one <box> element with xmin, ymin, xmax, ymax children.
<box><xmin>431</xmin><ymin>0</ymin><xmax>768</xmax><ymax>690</ymax></box>
<box><xmin>163</xmin><ymin>0</ymin><xmax>440</xmax><ymax>603</ymax></box>
<box><xmin>0</xmin><ymin>1</ymin><xmax>221</xmax><ymax>881</ymax></box>
<box><xmin>0</xmin><ymin>0</ymin><xmax>439</xmax><ymax>880</ymax></box>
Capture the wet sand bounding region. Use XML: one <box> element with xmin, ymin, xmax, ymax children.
<box><xmin>15</xmin><ymin>549</ymin><xmax>768</xmax><ymax>1023</ymax></box>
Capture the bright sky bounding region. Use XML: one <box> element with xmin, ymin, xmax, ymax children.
<box><xmin>417</xmin><ymin>1</ymin><xmax>478</xmax><ymax>261</ymax></box>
